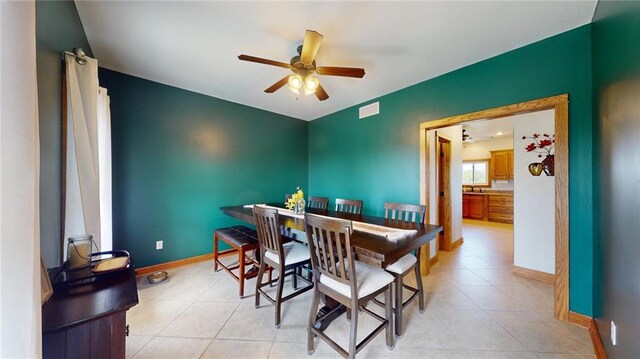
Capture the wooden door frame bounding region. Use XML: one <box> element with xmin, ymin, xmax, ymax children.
<box><xmin>436</xmin><ymin>136</ymin><xmax>452</xmax><ymax>252</ymax></box>
<box><xmin>418</xmin><ymin>94</ymin><xmax>570</xmax><ymax>321</ymax></box>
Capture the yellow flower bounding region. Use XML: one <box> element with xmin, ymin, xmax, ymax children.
<box><xmin>285</xmin><ymin>186</ymin><xmax>304</xmax><ymax>210</ymax></box>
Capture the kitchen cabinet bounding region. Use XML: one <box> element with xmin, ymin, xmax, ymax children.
<box><xmin>487</xmin><ymin>194</ymin><xmax>514</xmax><ymax>224</ymax></box>
<box><xmin>463</xmin><ymin>192</ymin><xmax>513</xmax><ymax>224</ymax></box>
<box><xmin>462</xmin><ymin>194</ymin><xmax>486</xmax><ymax>220</ymax></box>
<box><xmin>490</xmin><ymin>150</ymin><xmax>514</xmax><ymax>180</ymax></box>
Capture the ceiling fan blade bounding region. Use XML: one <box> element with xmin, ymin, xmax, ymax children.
<box><xmin>300</xmin><ymin>30</ymin><xmax>323</xmax><ymax>65</ymax></box>
<box><xmin>264</xmin><ymin>76</ymin><xmax>290</xmax><ymax>93</ymax></box>
<box><xmin>317</xmin><ymin>66</ymin><xmax>365</xmax><ymax>78</ymax></box>
<box><xmin>315</xmin><ymin>84</ymin><xmax>329</xmax><ymax>101</ymax></box>
<box><xmin>238</xmin><ymin>54</ymin><xmax>291</xmax><ymax>69</ymax></box>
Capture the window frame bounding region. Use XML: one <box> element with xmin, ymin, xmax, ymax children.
<box><xmin>462</xmin><ymin>159</ymin><xmax>491</xmax><ymax>187</ymax></box>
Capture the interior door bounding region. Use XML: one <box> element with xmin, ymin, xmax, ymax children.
<box><xmin>437</xmin><ymin>136</ymin><xmax>452</xmax><ymax>251</ymax></box>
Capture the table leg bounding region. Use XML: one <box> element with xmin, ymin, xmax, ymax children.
<box><xmin>213</xmin><ymin>234</ymin><xmax>219</xmax><ymax>271</ymax></box>
<box><xmin>314</xmin><ymin>295</ymin><xmax>346</xmax><ymax>331</ymax></box>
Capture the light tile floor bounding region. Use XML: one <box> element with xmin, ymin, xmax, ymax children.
<box><xmin>126</xmin><ymin>219</ymin><xmax>594</xmax><ymax>358</ymax></box>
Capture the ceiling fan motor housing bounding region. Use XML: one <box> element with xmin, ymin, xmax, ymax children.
<box><xmin>290</xmin><ymin>53</ymin><xmax>316</xmax><ymax>73</ymax></box>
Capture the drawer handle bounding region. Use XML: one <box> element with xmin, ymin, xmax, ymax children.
<box><xmin>125</xmin><ymin>324</ymin><xmax>130</xmax><ymax>337</ymax></box>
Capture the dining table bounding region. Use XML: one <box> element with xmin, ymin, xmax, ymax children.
<box><xmin>220</xmin><ymin>202</ymin><xmax>442</xmax><ymax>329</ymax></box>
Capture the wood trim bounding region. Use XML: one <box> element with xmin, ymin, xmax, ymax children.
<box><xmin>419</xmin><ymin>127</ymin><xmax>430</xmax><ymax>276</ymax></box>
<box><xmin>554</xmin><ymin>100</ymin><xmax>570</xmax><ymax>321</ymax></box>
<box><xmin>568</xmin><ymin>312</ymin><xmax>608</xmax><ymax>359</ymax></box>
<box><xmin>450</xmin><ymin>237</ymin><xmax>464</xmax><ymax>251</ymax></box>
<box><xmin>420</xmin><ymin>94</ymin><xmax>568</xmax><ymax>130</ymax></box>
<box><xmin>512</xmin><ymin>265</ymin><xmax>555</xmax><ymax>284</ymax></box>
<box><xmin>437</xmin><ymin>136</ymin><xmax>452</xmax><ymax>251</ymax></box>
<box><xmin>590</xmin><ymin>321</ymin><xmax>608</xmax><ymax>359</ymax></box>
<box><xmin>568</xmin><ymin>311</ymin><xmax>592</xmax><ymax>328</ymax></box>
<box><xmin>135</xmin><ymin>250</ymin><xmax>234</xmax><ymax>276</ymax></box>
<box><xmin>429</xmin><ymin>252</ymin><xmax>439</xmax><ymax>267</ymax></box>
<box><xmin>420</xmin><ymin>242</ymin><xmax>430</xmax><ymax>275</ymax></box>
<box><xmin>419</xmin><ymin>94</ymin><xmax>570</xmax><ymax>322</ymax></box>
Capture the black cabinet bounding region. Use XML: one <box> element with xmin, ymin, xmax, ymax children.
<box><xmin>42</xmin><ymin>268</ymin><xmax>138</xmax><ymax>359</ymax></box>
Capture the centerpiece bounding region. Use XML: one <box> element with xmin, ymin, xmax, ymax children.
<box><xmin>285</xmin><ymin>186</ymin><xmax>306</xmax><ymax>215</ymax></box>
<box><xmin>523</xmin><ymin>133</ymin><xmax>555</xmax><ymax>176</ymax></box>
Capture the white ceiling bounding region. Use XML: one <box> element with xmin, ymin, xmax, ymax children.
<box><xmin>463</xmin><ymin>117</ymin><xmax>514</xmax><ymax>142</ymax></box>
<box><xmin>75</xmin><ymin>1</ymin><xmax>597</xmax><ymax>121</ymax></box>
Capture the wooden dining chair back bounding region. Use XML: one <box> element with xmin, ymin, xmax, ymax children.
<box><xmin>253</xmin><ymin>206</ymin><xmax>313</xmax><ymax>327</ymax></box>
<box><xmin>335</xmin><ymin>198</ymin><xmax>363</xmax><ymax>214</ymax></box>
<box><xmin>307</xmin><ymin>196</ymin><xmax>329</xmax><ymax>210</ymax></box>
<box><xmin>384</xmin><ymin>202</ymin><xmax>426</xmax><ymax>223</ymax></box>
<box><xmin>304</xmin><ymin>213</ymin><xmax>355</xmax><ymax>295</ymax></box>
<box><xmin>304</xmin><ymin>213</ymin><xmax>394</xmax><ymax>358</ymax></box>
<box><xmin>380</xmin><ymin>202</ymin><xmax>427</xmax><ymax>338</ymax></box>
<box><xmin>253</xmin><ymin>206</ymin><xmax>285</xmax><ymax>262</ymax></box>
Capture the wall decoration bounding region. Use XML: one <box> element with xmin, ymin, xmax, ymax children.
<box><xmin>522</xmin><ymin>133</ymin><xmax>555</xmax><ymax>176</ymax></box>
<box><xmin>528</xmin><ymin>162</ymin><xmax>543</xmax><ymax>176</ymax></box>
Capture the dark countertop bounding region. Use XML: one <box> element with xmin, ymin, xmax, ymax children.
<box><xmin>42</xmin><ymin>268</ymin><xmax>139</xmax><ymax>332</ymax></box>
<box><xmin>463</xmin><ymin>191</ymin><xmax>513</xmax><ymax>196</ymax></box>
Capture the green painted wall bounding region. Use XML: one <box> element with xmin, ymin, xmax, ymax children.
<box><xmin>99</xmin><ymin>69</ymin><xmax>308</xmax><ymax>268</ymax></box>
<box><xmin>592</xmin><ymin>1</ymin><xmax>640</xmax><ymax>356</ymax></box>
<box><xmin>309</xmin><ymin>26</ymin><xmax>594</xmax><ymax>315</ymax></box>
<box><xmin>36</xmin><ymin>0</ymin><xmax>93</xmax><ymax>267</ymax></box>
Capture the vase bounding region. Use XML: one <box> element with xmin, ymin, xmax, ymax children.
<box><xmin>294</xmin><ymin>199</ymin><xmax>305</xmax><ymax>215</ymax></box>
<box><xmin>541</xmin><ymin>155</ymin><xmax>555</xmax><ymax>176</ymax></box>
<box><xmin>528</xmin><ymin>163</ymin><xmax>543</xmax><ymax>176</ymax></box>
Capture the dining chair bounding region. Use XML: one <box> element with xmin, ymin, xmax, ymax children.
<box><xmin>335</xmin><ymin>198</ymin><xmax>363</xmax><ymax>214</ymax></box>
<box><xmin>307</xmin><ymin>195</ymin><xmax>329</xmax><ymax>210</ymax></box>
<box><xmin>381</xmin><ymin>202</ymin><xmax>426</xmax><ymax>338</ymax></box>
<box><xmin>253</xmin><ymin>206</ymin><xmax>313</xmax><ymax>327</ymax></box>
<box><xmin>304</xmin><ymin>213</ymin><xmax>395</xmax><ymax>359</ymax></box>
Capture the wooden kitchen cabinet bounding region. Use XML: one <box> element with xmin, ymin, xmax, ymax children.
<box><xmin>490</xmin><ymin>150</ymin><xmax>514</xmax><ymax>180</ymax></box>
<box><xmin>462</xmin><ymin>194</ymin><xmax>486</xmax><ymax>220</ymax></box>
<box><xmin>487</xmin><ymin>194</ymin><xmax>514</xmax><ymax>224</ymax></box>
<box><xmin>463</xmin><ymin>192</ymin><xmax>513</xmax><ymax>224</ymax></box>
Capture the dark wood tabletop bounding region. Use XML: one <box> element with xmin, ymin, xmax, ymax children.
<box><xmin>221</xmin><ymin>203</ymin><xmax>442</xmax><ymax>268</ymax></box>
<box><xmin>42</xmin><ymin>268</ymin><xmax>139</xmax><ymax>332</ymax></box>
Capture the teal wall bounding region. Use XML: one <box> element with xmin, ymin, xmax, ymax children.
<box><xmin>592</xmin><ymin>1</ymin><xmax>640</xmax><ymax>356</ymax></box>
<box><xmin>99</xmin><ymin>69</ymin><xmax>308</xmax><ymax>268</ymax></box>
<box><xmin>35</xmin><ymin>0</ymin><xmax>610</xmax><ymax>320</ymax></box>
<box><xmin>36</xmin><ymin>0</ymin><xmax>93</xmax><ymax>267</ymax></box>
<box><xmin>309</xmin><ymin>26</ymin><xmax>594</xmax><ymax>315</ymax></box>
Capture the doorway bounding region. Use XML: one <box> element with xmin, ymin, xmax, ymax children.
<box><xmin>419</xmin><ymin>94</ymin><xmax>570</xmax><ymax>321</ymax></box>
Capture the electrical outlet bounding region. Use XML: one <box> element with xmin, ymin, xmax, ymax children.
<box><xmin>156</xmin><ymin>240</ymin><xmax>163</xmax><ymax>250</ymax></box>
<box><xmin>611</xmin><ymin>320</ymin><xmax>617</xmax><ymax>346</ymax></box>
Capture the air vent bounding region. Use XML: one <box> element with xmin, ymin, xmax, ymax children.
<box><xmin>359</xmin><ymin>102</ymin><xmax>379</xmax><ymax>119</ymax></box>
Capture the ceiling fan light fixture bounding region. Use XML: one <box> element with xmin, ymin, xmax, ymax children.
<box><xmin>288</xmin><ymin>74</ymin><xmax>302</xmax><ymax>95</ymax></box>
<box><xmin>303</xmin><ymin>75</ymin><xmax>320</xmax><ymax>95</ymax></box>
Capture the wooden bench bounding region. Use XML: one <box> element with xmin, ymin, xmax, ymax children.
<box><xmin>213</xmin><ymin>225</ymin><xmax>270</xmax><ymax>298</ymax></box>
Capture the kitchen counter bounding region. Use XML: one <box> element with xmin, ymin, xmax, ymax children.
<box><xmin>462</xmin><ymin>191</ymin><xmax>513</xmax><ymax>196</ymax></box>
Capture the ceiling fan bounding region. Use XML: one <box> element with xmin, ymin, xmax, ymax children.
<box><xmin>462</xmin><ymin>129</ymin><xmax>494</xmax><ymax>143</ymax></box>
<box><xmin>238</xmin><ymin>30</ymin><xmax>365</xmax><ymax>101</ymax></box>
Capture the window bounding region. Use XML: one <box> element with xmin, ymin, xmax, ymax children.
<box><xmin>462</xmin><ymin>160</ymin><xmax>489</xmax><ymax>186</ymax></box>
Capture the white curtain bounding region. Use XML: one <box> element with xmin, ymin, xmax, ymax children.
<box><xmin>97</xmin><ymin>87</ymin><xmax>112</xmax><ymax>252</ymax></box>
<box><xmin>0</xmin><ymin>1</ymin><xmax>42</xmax><ymax>357</ymax></box>
<box><xmin>64</xmin><ymin>54</ymin><xmax>102</xmax><ymax>255</ymax></box>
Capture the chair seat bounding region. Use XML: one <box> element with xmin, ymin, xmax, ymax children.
<box><xmin>264</xmin><ymin>242</ymin><xmax>310</xmax><ymax>266</ymax></box>
<box><xmin>320</xmin><ymin>261</ymin><xmax>394</xmax><ymax>299</ymax></box>
<box><xmin>214</xmin><ymin>226</ymin><xmax>259</xmax><ymax>248</ymax></box>
<box><xmin>384</xmin><ymin>253</ymin><xmax>417</xmax><ymax>274</ymax></box>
